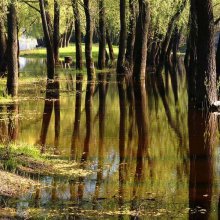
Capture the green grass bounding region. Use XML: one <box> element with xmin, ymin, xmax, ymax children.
<box><xmin>20</xmin><ymin>43</ymin><xmax>119</xmax><ymax>61</ymax></box>
<box><xmin>0</xmin><ymin>144</ymin><xmax>44</xmax><ymax>171</ymax></box>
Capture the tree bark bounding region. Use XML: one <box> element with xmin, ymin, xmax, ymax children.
<box><xmin>125</xmin><ymin>0</ymin><xmax>136</xmax><ymax>69</ymax></box>
<box><xmin>117</xmin><ymin>0</ymin><xmax>127</xmax><ymax>73</ymax></box>
<box><xmin>133</xmin><ymin>0</ymin><xmax>150</xmax><ymax>79</ymax></box>
<box><xmin>106</xmin><ymin>30</ymin><xmax>115</xmax><ymax>62</ymax></box>
<box><xmin>0</xmin><ymin>18</ymin><xmax>7</xmax><ymax>76</ymax></box>
<box><xmin>83</xmin><ymin>0</ymin><xmax>95</xmax><ymax>80</ymax></box>
<box><xmin>53</xmin><ymin>0</ymin><xmax>60</xmax><ymax>64</ymax></box>
<box><xmin>98</xmin><ymin>0</ymin><xmax>106</xmax><ymax>69</ymax></box>
<box><xmin>188</xmin><ymin>0</ymin><xmax>197</xmax><ymax>106</ymax></box>
<box><xmin>39</xmin><ymin>0</ymin><xmax>55</xmax><ymax>79</ymax></box>
<box><xmin>66</xmin><ymin>20</ymin><xmax>74</xmax><ymax>47</ymax></box>
<box><xmin>156</xmin><ymin>0</ymin><xmax>187</xmax><ymax>75</ymax></box>
<box><xmin>216</xmin><ymin>34</ymin><xmax>220</xmax><ymax>78</ymax></box>
<box><xmin>72</xmin><ymin>0</ymin><xmax>83</xmax><ymax>70</ymax></box>
<box><xmin>7</xmin><ymin>0</ymin><xmax>18</xmax><ymax>97</ymax></box>
<box><xmin>194</xmin><ymin>0</ymin><xmax>217</xmax><ymax>108</ymax></box>
<box><xmin>172</xmin><ymin>26</ymin><xmax>182</xmax><ymax>64</ymax></box>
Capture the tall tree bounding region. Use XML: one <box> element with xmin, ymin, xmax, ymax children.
<box><xmin>0</xmin><ymin>14</ymin><xmax>7</xmax><ymax>76</ymax></box>
<box><xmin>189</xmin><ymin>0</ymin><xmax>217</xmax><ymax>108</ymax></box>
<box><xmin>7</xmin><ymin>0</ymin><xmax>18</xmax><ymax>96</ymax></box>
<box><xmin>117</xmin><ymin>0</ymin><xmax>127</xmax><ymax>73</ymax></box>
<box><xmin>39</xmin><ymin>0</ymin><xmax>55</xmax><ymax>79</ymax></box>
<box><xmin>53</xmin><ymin>0</ymin><xmax>60</xmax><ymax>64</ymax></box>
<box><xmin>133</xmin><ymin>0</ymin><xmax>150</xmax><ymax>79</ymax></box>
<box><xmin>83</xmin><ymin>0</ymin><xmax>95</xmax><ymax>79</ymax></box>
<box><xmin>216</xmin><ymin>33</ymin><xmax>220</xmax><ymax>77</ymax></box>
<box><xmin>72</xmin><ymin>0</ymin><xmax>83</xmax><ymax>70</ymax></box>
<box><xmin>125</xmin><ymin>0</ymin><xmax>136</xmax><ymax>70</ymax></box>
<box><xmin>98</xmin><ymin>0</ymin><xmax>106</xmax><ymax>69</ymax></box>
<box><xmin>156</xmin><ymin>0</ymin><xmax>187</xmax><ymax>75</ymax></box>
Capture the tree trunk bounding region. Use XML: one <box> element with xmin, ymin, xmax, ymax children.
<box><xmin>7</xmin><ymin>0</ymin><xmax>18</xmax><ymax>97</ymax></box>
<box><xmin>39</xmin><ymin>0</ymin><xmax>55</xmax><ymax>79</ymax></box>
<box><xmin>156</xmin><ymin>0</ymin><xmax>187</xmax><ymax>75</ymax></box>
<box><xmin>98</xmin><ymin>0</ymin><xmax>106</xmax><ymax>70</ymax></box>
<box><xmin>216</xmin><ymin>34</ymin><xmax>220</xmax><ymax>78</ymax></box>
<box><xmin>0</xmin><ymin>19</ymin><xmax>7</xmax><ymax>76</ymax></box>
<box><xmin>133</xmin><ymin>0</ymin><xmax>150</xmax><ymax>79</ymax></box>
<box><xmin>188</xmin><ymin>0</ymin><xmax>197</xmax><ymax>106</ymax></box>
<box><xmin>53</xmin><ymin>0</ymin><xmax>60</xmax><ymax>64</ymax></box>
<box><xmin>62</xmin><ymin>32</ymin><xmax>67</xmax><ymax>47</ymax></box>
<box><xmin>117</xmin><ymin>0</ymin><xmax>127</xmax><ymax>73</ymax></box>
<box><xmin>125</xmin><ymin>0</ymin><xmax>136</xmax><ymax>69</ymax></box>
<box><xmin>106</xmin><ymin>30</ymin><xmax>115</xmax><ymax>62</ymax></box>
<box><xmin>66</xmin><ymin>20</ymin><xmax>74</xmax><ymax>47</ymax></box>
<box><xmin>172</xmin><ymin>26</ymin><xmax>182</xmax><ymax>64</ymax></box>
<box><xmin>83</xmin><ymin>0</ymin><xmax>95</xmax><ymax>80</ymax></box>
<box><xmin>194</xmin><ymin>0</ymin><xmax>217</xmax><ymax>108</ymax></box>
<box><xmin>72</xmin><ymin>0</ymin><xmax>83</xmax><ymax>70</ymax></box>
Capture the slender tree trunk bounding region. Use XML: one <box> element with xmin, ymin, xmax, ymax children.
<box><xmin>66</xmin><ymin>20</ymin><xmax>74</xmax><ymax>47</ymax></box>
<box><xmin>62</xmin><ymin>31</ymin><xmax>67</xmax><ymax>47</ymax></box>
<box><xmin>7</xmin><ymin>0</ymin><xmax>18</xmax><ymax>96</ymax></box>
<box><xmin>188</xmin><ymin>0</ymin><xmax>197</xmax><ymax>106</ymax></box>
<box><xmin>117</xmin><ymin>0</ymin><xmax>127</xmax><ymax>73</ymax></box>
<box><xmin>125</xmin><ymin>0</ymin><xmax>136</xmax><ymax>69</ymax></box>
<box><xmin>0</xmin><ymin>19</ymin><xmax>7</xmax><ymax>76</ymax></box>
<box><xmin>194</xmin><ymin>0</ymin><xmax>217</xmax><ymax>108</ymax></box>
<box><xmin>98</xmin><ymin>0</ymin><xmax>106</xmax><ymax>69</ymax></box>
<box><xmin>133</xmin><ymin>0</ymin><xmax>150</xmax><ymax>79</ymax></box>
<box><xmin>53</xmin><ymin>0</ymin><xmax>60</xmax><ymax>64</ymax></box>
<box><xmin>39</xmin><ymin>0</ymin><xmax>55</xmax><ymax>79</ymax></box>
<box><xmin>172</xmin><ymin>26</ymin><xmax>182</xmax><ymax>64</ymax></box>
<box><xmin>106</xmin><ymin>30</ymin><xmax>115</xmax><ymax>62</ymax></box>
<box><xmin>83</xmin><ymin>0</ymin><xmax>95</xmax><ymax>80</ymax></box>
<box><xmin>216</xmin><ymin>34</ymin><xmax>220</xmax><ymax>78</ymax></box>
<box><xmin>156</xmin><ymin>0</ymin><xmax>187</xmax><ymax>75</ymax></box>
<box><xmin>72</xmin><ymin>0</ymin><xmax>83</xmax><ymax>70</ymax></box>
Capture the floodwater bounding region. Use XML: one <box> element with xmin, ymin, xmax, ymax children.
<box><xmin>0</xmin><ymin>58</ymin><xmax>220</xmax><ymax>219</ymax></box>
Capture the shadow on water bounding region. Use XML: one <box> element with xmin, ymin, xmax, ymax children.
<box><xmin>1</xmin><ymin>57</ymin><xmax>220</xmax><ymax>219</ymax></box>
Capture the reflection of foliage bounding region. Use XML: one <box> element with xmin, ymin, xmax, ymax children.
<box><xmin>0</xmin><ymin>58</ymin><xmax>195</xmax><ymax>218</ymax></box>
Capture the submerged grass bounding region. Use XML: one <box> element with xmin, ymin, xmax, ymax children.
<box><xmin>0</xmin><ymin>143</ymin><xmax>93</xmax><ymax>181</ymax></box>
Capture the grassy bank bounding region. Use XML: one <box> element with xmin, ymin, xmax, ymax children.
<box><xmin>20</xmin><ymin>43</ymin><xmax>119</xmax><ymax>61</ymax></box>
<box><xmin>0</xmin><ymin>144</ymin><xmax>93</xmax><ymax>198</ymax></box>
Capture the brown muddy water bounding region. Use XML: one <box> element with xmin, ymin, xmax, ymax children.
<box><xmin>0</xmin><ymin>58</ymin><xmax>220</xmax><ymax>219</ymax></box>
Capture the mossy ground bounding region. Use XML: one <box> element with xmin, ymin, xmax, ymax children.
<box><xmin>0</xmin><ymin>144</ymin><xmax>93</xmax><ymax>198</ymax></box>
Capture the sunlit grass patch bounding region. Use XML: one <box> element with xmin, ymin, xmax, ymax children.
<box><xmin>0</xmin><ymin>144</ymin><xmax>93</xmax><ymax>179</ymax></box>
<box><xmin>20</xmin><ymin>43</ymin><xmax>119</xmax><ymax>61</ymax></box>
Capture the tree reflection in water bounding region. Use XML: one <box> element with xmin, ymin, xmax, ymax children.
<box><xmin>2</xmin><ymin>58</ymin><xmax>220</xmax><ymax>219</ymax></box>
<box><xmin>40</xmin><ymin>79</ymin><xmax>60</xmax><ymax>154</ymax></box>
<box><xmin>188</xmin><ymin>109</ymin><xmax>216</xmax><ymax>219</ymax></box>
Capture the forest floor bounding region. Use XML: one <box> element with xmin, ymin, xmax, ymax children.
<box><xmin>0</xmin><ymin>144</ymin><xmax>93</xmax><ymax>198</ymax></box>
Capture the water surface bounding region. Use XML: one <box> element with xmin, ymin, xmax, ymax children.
<box><xmin>0</xmin><ymin>58</ymin><xmax>219</xmax><ymax>219</ymax></box>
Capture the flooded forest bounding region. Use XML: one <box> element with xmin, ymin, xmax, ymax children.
<box><xmin>1</xmin><ymin>0</ymin><xmax>220</xmax><ymax>219</ymax></box>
